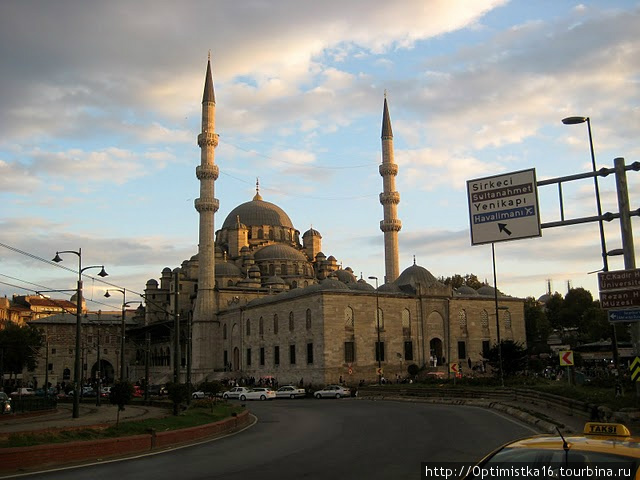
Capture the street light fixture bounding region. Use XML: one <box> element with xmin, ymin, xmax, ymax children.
<box><xmin>52</xmin><ymin>248</ymin><xmax>108</xmax><ymax>419</ymax></box>
<box><xmin>561</xmin><ymin>116</ymin><xmax>608</xmax><ymax>273</ymax></box>
<box><xmin>104</xmin><ymin>289</ymin><xmax>141</xmax><ymax>382</ymax></box>
<box><xmin>368</xmin><ymin>276</ymin><xmax>382</xmax><ymax>385</ymax></box>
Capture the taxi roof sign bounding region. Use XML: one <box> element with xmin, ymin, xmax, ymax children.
<box><xmin>584</xmin><ymin>422</ymin><xmax>631</xmax><ymax>437</ymax></box>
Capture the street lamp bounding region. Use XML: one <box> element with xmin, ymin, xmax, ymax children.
<box><xmin>562</xmin><ymin>116</ymin><xmax>608</xmax><ymax>273</ymax></box>
<box><xmin>105</xmin><ymin>288</ymin><xmax>142</xmax><ymax>382</ymax></box>
<box><xmin>52</xmin><ymin>248</ymin><xmax>108</xmax><ymax>418</ymax></box>
<box><xmin>368</xmin><ymin>276</ymin><xmax>382</xmax><ymax>385</ymax></box>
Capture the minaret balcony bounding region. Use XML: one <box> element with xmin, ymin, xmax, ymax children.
<box><xmin>380</xmin><ymin>219</ymin><xmax>402</xmax><ymax>232</ymax></box>
<box><xmin>198</xmin><ymin>132</ymin><xmax>219</xmax><ymax>147</ymax></box>
<box><xmin>195</xmin><ymin>197</ymin><xmax>220</xmax><ymax>213</ymax></box>
<box><xmin>379</xmin><ymin>163</ymin><xmax>398</xmax><ymax>176</ymax></box>
<box><xmin>196</xmin><ymin>165</ymin><xmax>219</xmax><ymax>180</ymax></box>
<box><xmin>379</xmin><ymin>192</ymin><xmax>400</xmax><ymax>205</ymax></box>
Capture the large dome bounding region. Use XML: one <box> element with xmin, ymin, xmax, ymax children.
<box><xmin>394</xmin><ymin>264</ymin><xmax>444</xmax><ymax>289</ymax></box>
<box><xmin>222</xmin><ymin>197</ymin><xmax>294</xmax><ymax>229</ymax></box>
<box><xmin>254</xmin><ymin>244</ymin><xmax>308</xmax><ymax>262</ymax></box>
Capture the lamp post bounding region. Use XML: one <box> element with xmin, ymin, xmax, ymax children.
<box><xmin>52</xmin><ymin>249</ymin><xmax>108</xmax><ymax>419</ymax></box>
<box><xmin>368</xmin><ymin>276</ymin><xmax>382</xmax><ymax>385</ymax></box>
<box><xmin>562</xmin><ymin>116</ymin><xmax>608</xmax><ymax>273</ymax></box>
<box><xmin>105</xmin><ymin>289</ymin><xmax>141</xmax><ymax>382</ymax></box>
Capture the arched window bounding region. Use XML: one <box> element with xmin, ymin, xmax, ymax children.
<box><xmin>227</xmin><ymin>280</ymin><xmax>233</xmax><ymax>287</ymax></box>
<box><xmin>259</xmin><ymin>317</ymin><xmax>264</xmax><ymax>335</ymax></box>
<box><xmin>345</xmin><ymin>307</ymin><xmax>354</xmax><ymax>329</ymax></box>
<box><xmin>63</xmin><ymin>368</ymin><xmax>71</xmax><ymax>380</ymax></box>
<box><xmin>258</xmin><ymin>228</ymin><xmax>264</xmax><ymax>239</ymax></box>
<box><xmin>306</xmin><ymin>309</ymin><xmax>312</xmax><ymax>330</ymax></box>
<box><xmin>281</xmin><ymin>263</ymin><xmax>287</xmax><ymax>275</ymax></box>
<box><xmin>269</xmin><ymin>229</ymin><xmax>274</xmax><ymax>240</ymax></box>
<box><xmin>374</xmin><ymin>308</ymin><xmax>384</xmax><ymax>331</ymax></box>
<box><xmin>273</xmin><ymin>314</ymin><xmax>279</xmax><ymax>335</ymax></box>
<box><xmin>246</xmin><ymin>318</ymin><xmax>251</xmax><ymax>336</ymax></box>
<box><xmin>292</xmin><ymin>280</ymin><xmax>298</xmax><ymax>289</ymax></box>
<box><xmin>223</xmin><ymin>323</ymin><xmax>227</xmax><ymax>340</ymax></box>
<box><xmin>289</xmin><ymin>311</ymin><xmax>294</xmax><ymax>331</ymax></box>
<box><xmin>402</xmin><ymin>308</ymin><xmax>411</xmax><ymax>336</ymax></box>
<box><xmin>269</xmin><ymin>264</ymin><xmax>275</xmax><ymax>276</ymax></box>
<box><xmin>504</xmin><ymin>310</ymin><xmax>512</xmax><ymax>329</ymax></box>
<box><xmin>458</xmin><ymin>309</ymin><xmax>467</xmax><ymax>329</ymax></box>
<box><xmin>481</xmin><ymin>310</ymin><xmax>489</xmax><ymax>329</ymax></box>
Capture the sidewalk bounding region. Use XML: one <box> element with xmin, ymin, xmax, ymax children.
<box><xmin>0</xmin><ymin>402</ymin><xmax>170</xmax><ymax>435</ymax></box>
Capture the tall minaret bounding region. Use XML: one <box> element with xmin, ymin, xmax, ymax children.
<box><xmin>379</xmin><ymin>93</ymin><xmax>401</xmax><ymax>283</ymax></box>
<box><xmin>192</xmin><ymin>55</ymin><xmax>220</xmax><ymax>373</ymax></box>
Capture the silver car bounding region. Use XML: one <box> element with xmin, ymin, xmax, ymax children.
<box><xmin>314</xmin><ymin>385</ymin><xmax>351</xmax><ymax>399</ymax></box>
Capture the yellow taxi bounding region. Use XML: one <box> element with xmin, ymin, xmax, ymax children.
<box><xmin>461</xmin><ymin>423</ymin><xmax>640</xmax><ymax>480</ymax></box>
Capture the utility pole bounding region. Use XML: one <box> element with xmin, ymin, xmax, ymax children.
<box><xmin>173</xmin><ymin>270</ymin><xmax>180</xmax><ymax>384</ymax></box>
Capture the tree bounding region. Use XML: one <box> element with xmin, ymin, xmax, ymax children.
<box><xmin>109</xmin><ymin>381</ymin><xmax>134</xmax><ymax>425</ymax></box>
<box><xmin>166</xmin><ymin>382</ymin><xmax>190</xmax><ymax>415</ymax></box>
<box><xmin>544</xmin><ymin>292</ymin><xmax>564</xmax><ymax>331</ymax></box>
<box><xmin>482</xmin><ymin>340</ymin><xmax>528</xmax><ymax>377</ymax></box>
<box><xmin>439</xmin><ymin>273</ymin><xmax>483</xmax><ymax>290</ymax></box>
<box><xmin>0</xmin><ymin>321</ymin><xmax>43</xmax><ymax>381</ymax></box>
<box><xmin>524</xmin><ymin>297</ymin><xmax>551</xmax><ymax>348</ymax></box>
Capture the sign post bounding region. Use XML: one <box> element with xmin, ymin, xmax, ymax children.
<box><xmin>467</xmin><ymin>169</ymin><xmax>541</xmax><ymax>246</ymax></box>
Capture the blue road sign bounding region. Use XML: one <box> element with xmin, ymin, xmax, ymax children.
<box><xmin>608</xmin><ymin>309</ymin><xmax>640</xmax><ymax>323</ymax></box>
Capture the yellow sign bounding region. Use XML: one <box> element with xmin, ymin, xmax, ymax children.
<box><xmin>630</xmin><ymin>356</ymin><xmax>640</xmax><ymax>382</ymax></box>
<box><xmin>559</xmin><ymin>350</ymin><xmax>574</xmax><ymax>366</ymax></box>
<box><xmin>449</xmin><ymin>363</ymin><xmax>459</xmax><ymax>373</ymax></box>
<box><xmin>376</xmin><ymin>367</ymin><xmax>383</xmax><ymax>376</ymax></box>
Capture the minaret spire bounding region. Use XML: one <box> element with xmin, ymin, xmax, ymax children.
<box><xmin>378</xmin><ymin>93</ymin><xmax>401</xmax><ymax>283</ymax></box>
<box><xmin>192</xmin><ymin>56</ymin><xmax>220</xmax><ymax>374</ymax></box>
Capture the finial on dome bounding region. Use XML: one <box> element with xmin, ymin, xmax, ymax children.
<box><xmin>384</xmin><ymin>89</ymin><xmax>387</xmax><ymax>99</ymax></box>
<box><xmin>253</xmin><ymin>177</ymin><xmax>263</xmax><ymax>201</ymax></box>
<box><xmin>208</xmin><ymin>50</ymin><xmax>211</xmax><ymax>61</ymax></box>
<box><xmin>413</xmin><ymin>255</ymin><xmax>416</xmax><ymax>265</ymax></box>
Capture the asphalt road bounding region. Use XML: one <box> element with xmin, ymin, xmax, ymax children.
<box><xmin>16</xmin><ymin>399</ymin><xmax>538</xmax><ymax>480</ymax></box>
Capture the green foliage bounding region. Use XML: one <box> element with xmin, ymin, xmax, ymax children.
<box><xmin>407</xmin><ymin>364</ymin><xmax>420</xmax><ymax>376</ymax></box>
<box><xmin>197</xmin><ymin>381</ymin><xmax>222</xmax><ymax>397</ymax></box>
<box><xmin>524</xmin><ymin>297</ymin><xmax>551</xmax><ymax>346</ymax></box>
<box><xmin>0</xmin><ymin>321</ymin><xmax>43</xmax><ymax>375</ymax></box>
<box><xmin>166</xmin><ymin>382</ymin><xmax>190</xmax><ymax>415</ymax></box>
<box><xmin>439</xmin><ymin>273</ymin><xmax>483</xmax><ymax>290</ymax></box>
<box><xmin>482</xmin><ymin>340</ymin><xmax>528</xmax><ymax>377</ymax></box>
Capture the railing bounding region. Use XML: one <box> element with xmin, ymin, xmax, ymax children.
<box><xmin>8</xmin><ymin>396</ymin><xmax>57</xmax><ymax>414</ymax></box>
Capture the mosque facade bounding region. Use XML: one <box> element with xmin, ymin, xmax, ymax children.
<box><xmin>130</xmin><ymin>59</ymin><xmax>526</xmax><ymax>387</ymax></box>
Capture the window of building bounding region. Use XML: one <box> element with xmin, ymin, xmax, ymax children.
<box><xmin>224</xmin><ymin>350</ymin><xmax>228</xmax><ymax>369</ymax></box>
<box><xmin>63</xmin><ymin>368</ymin><xmax>71</xmax><ymax>380</ymax></box>
<box><xmin>402</xmin><ymin>309</ymin><xmax>411</xmax><ymax>336</ymax></box>
<box><xmin>223</xmin><ymin>323</ymin><xmax>227</xmax><ymax>340</ymax></box>
<box><xmin>504</xmin><ymin>310</ymin><xmax>512</xmax><ymax>329</ymax></box>
<box><xmin>260</xmin><ymin>347</ymin><xmax>265</xmax><ymax>366</ymax></box>
<box><xmin>375</xmin><ymin>341</ymin><xmax>385</xmax><ymax>362</ymax></box>
<box><xmin>51</xmin><ymin>348</ymin><xmax>57</xmax><ymax>355</ymax></box>
<box><xmin>404</xmin><ymin>341</ymin><xmax>414</xmax><ymax>361</ymax></box>
<box><xmin>374</xmin><ymin>308</ymin><xmax>384</xmax><ymax>330</ymax></box>
<box><xmin>344</xmin><ymin>342</ymin><xmax>355</xmax><ymax>363</ymax></box>
<box><xmin>48</xmin><ymin>363</ymin><xmax>53</xmax><ymax>371</ymax></box>
<box><xmin>307</xmin><ymin>343</ymin><xmax>313</xmax><ymax>364</ymax></box>
<box><xmin>482</xmin><ymin>340</ymin><xmax>490</xmax><ymax>357</ymax></box>
<box><xmin>345</xmin><ymin>307</ymin><xmax>354</xmax><ymax>329</ymax></box>
<box><xmin>289</xmin><ymin>344</ymin><xmax>296</xmax><ymax>364</ymax></box>
<box><xmin>481</xmin><ymin>310</ymin><xmax>489</xmax><ymax>328</ymax></box>
<box><xmin>68</xmin><ymin>348</ymin><xmax>73</xmax><ymax>354</ymax></box>
<box><xmin>289</xmin><ymin>311</ymin><xmax>294</xmax><ymax>331</ymax></box>
<box><xmin>306</xmin><ymin>309</ymin><xmax>311</xmax><ymax>330</ymax></box>
<box><xmin>458</xmin><ymin>341</ymin><xmax>467</xmax><ymax>360</ymax></box>
<box><xmin>458</xmin><ymin>310</ymin><xmax>467</xmax><ymax>329</ymax></box>
<box><xmin>273</xmin><ymin>314</ymin><xmax>279</xmax><ymax>335</ymax></box>
<box><xmin>259</xmin><ymin>317</ymin><xmax>264</xmax><ymax>335</ymax></box>
<box><xmin>246</xmin><ymin>348</ymin><xmax>252</xmax><ymax>366</ymax></box>
<box><xmin>274</xmin><ymin>346</ymin><xmax>280</xmax><ymax>365</ymax></box>
<box><xmin>246</xmin><ymin>319</ymin><xmax>251</xmax><ymax>336</ymax></box>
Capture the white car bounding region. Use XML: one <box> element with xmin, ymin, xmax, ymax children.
<box><xmin>222</xmin><ymin>386</ymin><xmax>251</xmax><ymax>400</ymax></box>
<box><xmin>275</xmin><ymin>385</ymin><xmax>306</xmax><ymax>399</ymax></box>
<box><xmin>10</xmin><ymin>387</ymin><xmax>35</xmax><ymax>396</ymax></box>
<box><xmin>314</xmin><ymin>385</ymin><xmax>351</xmax><ymax>399</ymax></box>
<box><xmin>244</xmin><ymin>387</ymin><xmax>276</xmax><ymax>401</ymax></box>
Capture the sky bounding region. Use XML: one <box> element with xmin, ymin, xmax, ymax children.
<box><xmin>1</xmin><ymin>0</ymin><xmax>639</xmax><ymax>312</ymax></box>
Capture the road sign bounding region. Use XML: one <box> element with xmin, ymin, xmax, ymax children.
<box><xmin>348</xmin><ymin>367</ymin><xmax>353</xmax><ymax>375</ymax></box>
<box><xmin>631</xmin><ymin>357</ymin><xmax>640</xmax><ymax>382</ymax></box>
<box><xmin>559</xmin><ymin>350</ymin><xmax>574</xmax><ymax>366</ymax></box>
<box><xmin>449</xmin><ymin>363</ymin><xmax>459</xmax><ymax>374</ymax></box>
<box><xmin>600</xmin><ymin>289</ymin><xmax>640</xmax><ymax>309</ymax></box>
<box><xmin>598</xmin><ymin>268</ymin><xmax>640</xmax><ymax>291</ymax></box>
<box><xmin>376</xmin><ymin>367</ymin><xmax>383</xmax><ymax>376</ymax></box>
<box><xmin>608</xmin><ymin>309</ymin><xmax>640</xmax><ymax>323</ymax></box>
<box><xmin>467</xmin><ymin>168</ymin><xmax>541</xmax><ymax>245</ymax></box>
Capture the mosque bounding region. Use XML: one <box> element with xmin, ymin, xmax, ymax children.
<box><xmin>129</xmin><ymin>58</ymin><xmax>526</xmax><ymax>387</ymax></box>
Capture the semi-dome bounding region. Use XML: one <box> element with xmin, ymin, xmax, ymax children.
<box><xmin>455</xmin><ymin>285</ymin><xmax>479</xmax><ymax>296</ymax></box>
<box><xmin>395</xmin><ymin>264</ymin><xmax>443</xmax><ymax>289</ymax></box>
<box><xmin>333</xmin><ymin>269</ymin><xmax>357</xmax><ymax>284</ymax></box>
<box><xmin>254</xmin><ymin>244</ymin><xmax>308</xmax><ymax>262</ymax></box>
<box><xmin>222</xmin><ymin>196</ymin><xmax>294</xmax><ymax>229</ymax></box>
<box><xmin>215</xmin><ymin>261</ymin><xmax>243</xmax><ymax>277</ymax></box>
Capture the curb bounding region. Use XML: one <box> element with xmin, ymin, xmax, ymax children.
<box><xmin>0</xmin><ymin>410</ymin><xmax>252</xmax><ymax>475</ymax></box>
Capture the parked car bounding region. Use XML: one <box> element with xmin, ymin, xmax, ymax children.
<box><xmin>0</xmin><ymin>392</ymin><xmax>11</xmax><ymax>414</ymax></box>
<box><xmin>100</xmin><ymin>386</ymin><xmax>112</xmax><ymax>398</ymax></box>
<box><xmin>147</xmin><ymin>384</ymin><xmax>166</xmax><ymax>396</ymax></box>
<box><xmin>275</xmin><ymin>385</ymin><xmax>306</xmax><ymax>399</ymax></box>
<box><xmin>314</xmin><ymin>385</ymin><xmax>351</xmax><ymax>399</ymax></box>
<box><xmin>192</xmin><ymin>390</ymin><xmax>214</xmax><ymax>399</ymax></box>
<box><xmin>10</xmin><ymin>387</ymin><xmax>35</xmax><ymax>396</ymax></box>
<box><xmin>245</xmin><ymin>388</ymin><xmax>276</xmax><ymax>401</ymax></box>
<box><xmin>133</xmin><ymin>385</ymin><xmax>144</xmax><ymax>397</ymax></box>
<box><xmin>35</xmin><ymin>387</ymin><xmax>57</xmax><ymax>397</ymax></box>
<box><xmin>222</xmin><ymin>387</ymin><xmax>251</xmax><ymax>400</ymax></box>
<box><xmin>81</xmin><ymin>387</ymin><xmax>97</xmax><ymax>397</ymax></box>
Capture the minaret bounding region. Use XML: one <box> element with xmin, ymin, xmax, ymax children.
<box><xmin>379</xmin><ymin>93</ymin><xmax>401</xmax><ymax>283</ymax></box>
<box><xmin>192</xmin><ymin>55</ymin><xmax>220</xmax><ymax>373</ymax></box>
